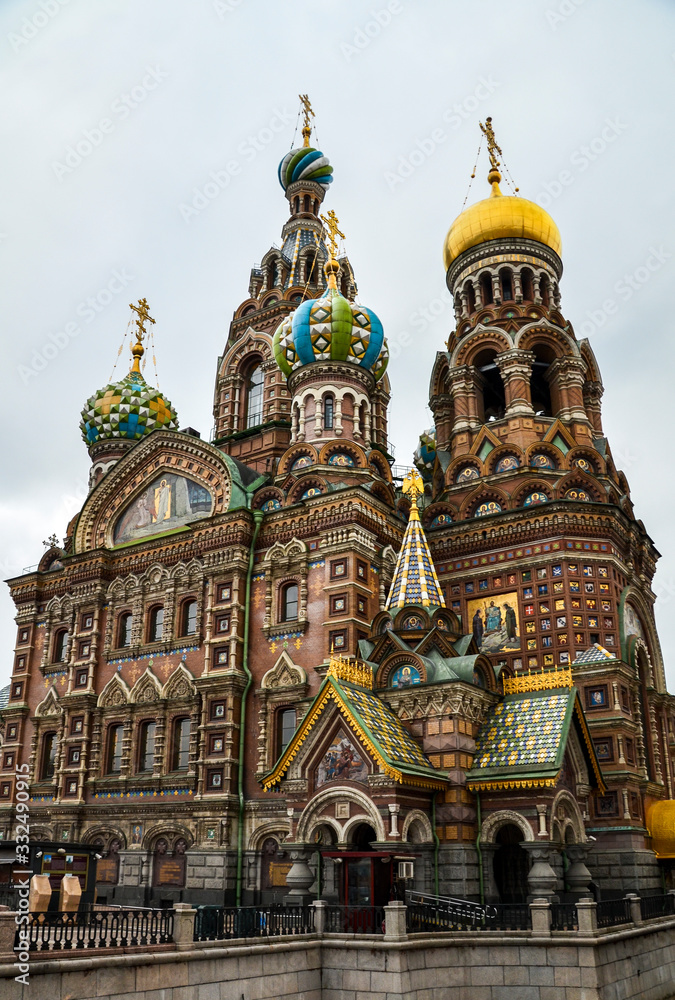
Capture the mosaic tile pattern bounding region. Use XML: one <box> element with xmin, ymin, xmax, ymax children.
<box><xmin>472</xmin><ymin>691</ymin><xmax>572</xmax><ymax>771</ymax></box>
<box><xmin>80</xmin><ymin>371</ymin><xmax>178</xmax><ymax>445</ymax></box>
<box><xmin>341</xmin><ymin>681</ymin><xmax>434</xmax><ymax>774</ymax></box>
<box><xmin>573</xmin><ymin>643</ymin><xmax>615</xmax><ymax>664</ymax></box>
<box><xmin>387</xmin><ymin>514</ymin><xmax>445</xmax><ymax>609</ymax></box>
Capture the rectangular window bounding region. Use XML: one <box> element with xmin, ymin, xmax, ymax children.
<box><xmin>278</xmin><ymin>708</ymin><xmax>296</xmax><ymax>755</ymax></box>
<box><xmin>620</xmin><ymin>687</ymin><xmax>631</xmax><ymax>713</ymax></box>
<box><xmin>107</xmin><ymin>726</ymin><xmax>124</xmax><ymax>774</ymax></box>
<box><xmin>625</xmin><ymin>738</ymin><xmax>635</xmax><ymax>764</ymax></box>
<box><xmin>586</xmin><ymin>686</ymin><xmax>608</xmax><ymax>709</ymax></box>
<box><xmin>331</xmin><ymin>559</ymin><xmax>347</xmax><ymax>579</ymax></box>
<box><xmin>213</xmin><ymin>648</ymin><xmax>228</xmax><ymax>668</ymax></box>
<box><xmin>330</xmin><ymin>594</ymin><xmax>348</xmax><ymax>615</ymax></box>
<box><xmin>218</xmin><ymin>583</ymin><xmax>232</xmax><ymax>603</ymax></box>
<box><xmin>330</xmin><ymin>630</ymin><xmax>347</xmax><ymax>651</ymax></box>
<box><xmin>172</xmin><ymin>718</ymin><xmax>191</xmax><ymax>771</ymax></box>
<box><xmin>596</xmin><ymin>792</ymin><xmax>618</xmax><ymax>817</ymax></box>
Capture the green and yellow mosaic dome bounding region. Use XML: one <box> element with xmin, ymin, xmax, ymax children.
<box><xmin>80</xmin><ymin>369</ymin><xmax>178</xmax><ymax>446</ymax></box>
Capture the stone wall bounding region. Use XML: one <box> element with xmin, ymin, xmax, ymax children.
<box><xmin>2</xmin><ymin>907</ymin><xmax>675</xmax><ymax>1000</ymax></box>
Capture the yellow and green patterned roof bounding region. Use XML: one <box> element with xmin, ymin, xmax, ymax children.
<box><xmin>262</xmin><ymin>670</ymin><xmax>446</xmax><ymax>791</ymax></box>
<box><xmin>466</xmin><ymin>686</ymin><xmax>604</xmax><ymax>792</ymax></box>
<box><xmin>80</xmin><ymin>370</ymin><xmax>178</xmax><ymax>446</ymax></box>
<box><xmin>386</xmin><ymin>506</ymin><xmax>445</xmax><ymax>609</ymax></box>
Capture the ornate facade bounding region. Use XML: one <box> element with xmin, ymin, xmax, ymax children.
<box><xmin>2</xmin><ymin>109</ymin><xmax>675</xmax><ymax>909</ymax></box>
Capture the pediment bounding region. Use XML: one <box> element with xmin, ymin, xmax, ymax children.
<box><xmin>287</xmin><ymin>709</ymin><xmax>373</xmax><ymax>788</ymax></box>
<box><xmin>36</xmin><ymin>687</ymin><xmax>61</xmax><ymax>717</ymax></box>
<box><xmin>130</xmin><ymin>667</ymin><xmax>163</xmax><ymax>704</ymax></box>
<box><xmin>261</xmin><ymin>650</ymin><xmax>307</xmax><ymax>690</ymax></box>
<box><xmin>162</xmin><ymin>664</ymin><xmax>196</xmax><ymax>700</ymax></box>
<box><xmin>98</xmin><ymin>674</ymin><xmax>131</xmax><ymax>708</ymax></box>
<box><xmin>73</xmin><ymin>431</ymin><xmax>233</xmax><ymax>554</ymax></box>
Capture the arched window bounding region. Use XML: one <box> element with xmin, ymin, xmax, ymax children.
<box><xmin>117</xmin><ymin>613</ymin><xmax>132</xmax><ymax>648</ymax></box>
<box><xmin>294</xmin><ymin>196</ymin><xmax>300</xmax><ymax>214</ymax></box>
<box><xmin>280</xmin><ymin>582</ymin><xmax>298</xmax><ymax>622</ymax></box>
<box><xmin>303</xmin><ymin>194</ymin><xmax>310</xmax><ymax>213</ymax></box>
<box><xmin>138</xmin><ymin>721</ymin><xmax>156</xmax><ymax>772</ymax></box>
<box><xmin>474</xmin><ymin>349</ymin><xmax>506</xmax><ymax>422</ymax></box>
<box><xmin>181</xmin><ymin>600</ymin><xmax>198</xmax><ymax>637</ymax></box>
<box><xmin>53</xmin><ymin>629</ymin><xmax>68</xmax><ymax>663</ymax></box>
<box><xmin>521</xmin><ymin>268</ymin><xmax>534</xmax><ymax>301</ymax></box>
<box><xmin>106</xmin><ymin>725</ymin><xmax>124</xmax><ymax>774</ymax></box>
<box><xmin>148</xmin><ymin>606</ymin><xmax>164</xmax><ymax>643</ymax></box>
<box><xmin>40</xmin><ymin>732</ymin><xmax>57</xmax><ymax>780</ymax></box>
<box><xmin>540</xmin><ymin>274</ymin><xmax>551</xmax><ymax>307</ymax></box>
<box><xmin>172</xmin><ymin>718</ymin><xmax>191</xmax><ymax>771</ymax></box>
<box><xmin>480</xmin><ymin>272</ymin><xmax>493</xmax><ymax>305</ymax></box>
<box><xmin>530</xmin><ymin>345</ymin><xmax>555</xmax><ymax>416</ymax></box>
<box><xmin>500</xmin><ymin>268</ymin><xmax>513</xmax><ymax>301</ymax></box>
<box><xmin>324</xmin><ymin>394</ymin><xmax>334</xmax><ymax>430</ymax></box>
<box><xmin>278</xmin><ymin>708</ymin><xmax>296</xmax><ymax>755</ymax></box>
<box><xmin>306</xmin><ymin>253</ymin><xmax>318</xmax><ymax>283</ymax></box>
<box><xmin>246</xmin><ymin>365</ymin><xmax>264</xmax><ymax>428</ymax></box>
<box><xmin>464</xmin><ymin>280</ymin><xmax>476</xmax><ymax>313</ymax></box>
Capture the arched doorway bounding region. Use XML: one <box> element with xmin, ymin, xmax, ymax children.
<box><xmin>323</xmin><ymin>821</ymin><xmax>392</xmax><ymax>911</ymax></box>
<box><xmin>493</xmin><ymin>824</ymin><xmax>529</xmax><ymax>903</ymax></box>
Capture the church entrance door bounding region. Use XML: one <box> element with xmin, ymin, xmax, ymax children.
<box><xmin>493</xmin><ymin>823</ymin><xmax>529</xmax><ymax>903</ymax></box>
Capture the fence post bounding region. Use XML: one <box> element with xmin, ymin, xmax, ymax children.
<box><xmin>0</xmin><ymin>911</ymin><xmax>17</xmax><ymax>957</ymax></box>
<box><xmin>625</xmin><ymin>893</ymin><xmax>642</xmax><ymax>926</ymax></box>
<box><xmin>173</xmin><ymin>902</ymin><xmax>197</xmax><ymax>949</ymax></box>
<box><xmin>529</xmin><ymin>898</ymin><xmax>551</xmax><ymax>937</ymax></box>
<box><xmin>383</xmin><ymin>901</ymin><xmax>407</xmax><ymax>942</ymax></box>
<box><xmin>575</xmin><ymin>897</ymin><xmax>597</xmax><ymax>933</ymax></box>
<box><xmin>312</xmin><ymin>899</ymin><xmax>327</xmax><ymax>936</ymax></box>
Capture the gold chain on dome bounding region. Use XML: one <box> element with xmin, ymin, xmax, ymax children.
<box><xmin>503</xmin><ymin>666</ymin><xmax>573</xmax><ymax>695</ymax></box>
<box><xmin>327</xmin><ymin>651</ymin><xmax>373</xmax><ymax>689</ymax></box>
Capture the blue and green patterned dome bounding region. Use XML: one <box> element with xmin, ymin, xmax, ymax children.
<box><xmin>80</xmin><ymin>370</ymin><xmax>178</xmax><ymax>446</ymax></box>
<box><xmin>278</xmin><ymin>146</ymin><xmax>333</xmax><ymax>191</ymax></box>
<box><xmin>273</xmin><ymin>285</ymin><xmax>388</xmax><ymax>382</ymax></box>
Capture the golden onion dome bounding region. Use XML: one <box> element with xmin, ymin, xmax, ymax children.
<box><xmin>443</xmin><ymin>167</ymin><xmax>562</xmax><ymax>271</ymax></box>
<box><xmin>647</xmin><ymin>800</ymin><xmax>675</xmax><ymax>858</ymax></box>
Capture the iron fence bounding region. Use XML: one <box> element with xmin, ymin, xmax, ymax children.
<box><xmin>17</xmin><ymin>909</ymin><xmax>174</xmax><ymax>952</ymax></box>
<box><xmin>406</xmin><ymin>900</ymin><xmax>530</xmax><ymax>933</ymax></box>
<box><xmin>596</xmin><ymin>897</ymin><xmax>632</xmax><ymax>928</ymax></box>
<box><xmin>639</xmin><ymin>893</ymin><xmax>675</xmax><ymax>921</ymax></box>
<box><xmin>325</xmin><ymin>905</ymin><xmax>386</xmax><ymax>934</ymax></box>
<box><xmin>550</xmin><ymin>902</ymin><xmax>578</xmax><ymax>931</ymax></box>
<box><xmin>193</xmin><ymin>905</ymin><xmax>314</xmax><ymax>942</ymax></box>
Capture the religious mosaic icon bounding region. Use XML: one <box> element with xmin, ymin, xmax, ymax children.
<box><xmin>523</xmin><ymin>492</ymin><xmax>548</xmax><ymax>506</ymax></box>
<box><xmin>316</xmin><ymin>731</ymin><xmax>367</xmax><ymax>786</ymax></box>
<box><xmin>456</xmin><ymin>466</ymin><xmax>479</xmax><ymax>483</ymax></box>
<box><xmin>530</xmin><ymin>453</ymin><xmax>556</xmax><ymax>469</ymax></box>
<box><xmin>113</xmin><ymin>474</ymin><xmax>212</xmax><ymax>545</ymax></box>
<box><xmin>475</xmin><ymin>500</ymin><xmax>502</xmax><ymax>517</ymax></box>
<box><xmin>327</xmin><ymin>452</ymin><xmax>354</xmax><ymax>467</ymax></box>
<box><xmin>467</xmin><ymin>591</ymin><xmax>521</xmax><ymax>655</ymax></box>
<box><xmin>261</xmin><ymin>498</ymin><xmax>281</xmax><ymax>511</ymax></box>
<box><xmin>429</xmin><ymin>512</ymin><xmax>453</xmax><ymax>527</ymax></box>
<box><xmin>495</xmin><ymin>455</ymin><xmax>519</xmax><ymax>473</ymax></box>
<box><xmin>290</xmin><ymin>455</ymin><xmax>313</xmax><ymax>471</ymax></box>
<box><xmin>389</xmin><ymin>663</ymin><xmax>422</xmax><ymax>688</ymax></box>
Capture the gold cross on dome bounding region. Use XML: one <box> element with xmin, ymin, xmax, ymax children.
<box><xmin>480</xmin><ymin>116</ymin><xmax>503</xmax><ymax>170</ymax></box>
<box><xmin>299</xmin><ymin>93</ymin><xmax>315</xmax><ymax>147</ymax></box>
<box><xmin>129</xmin><ymin>298</ymin><xmax>155</xmax><ymax>340</ymax></box>
<box><xmin>320</xmin><ymin>209</ymin><xmax>345</xmax><ymax>262</ymax></box>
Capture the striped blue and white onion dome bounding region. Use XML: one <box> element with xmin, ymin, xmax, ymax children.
<box><xmin>278</xmin><ymin>146</ymin><xmax>334</xmax><ymax>191</ymax></box>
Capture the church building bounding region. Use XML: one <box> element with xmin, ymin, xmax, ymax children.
<box><xmin>2</xmin><ymin>104</ymin><xmax>675</xmax><ymax>909</ymax></box>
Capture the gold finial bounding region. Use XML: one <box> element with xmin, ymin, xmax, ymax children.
<box><xmin>128</xmin><ymin>298</ymin><xmax>155</xmax><ymax>374</ymax></box>
<box><xmin>479</xmin><ymin>116</ymin><xmax>504</xmax><ymax>194</ymax></box>
<box><xmin>402</xmin><ymin>469</ymin><xmax>424</xmax><ymax>521</ymax></box>
<box><xmin>320</xmin><ymin>209</ymin><xmax>345</xmax><ymax>289</ymax></box>
<box><xmin>299</xmin><ymin>93</ymin><xmax>314</xmax><ymax>148</ymax></box>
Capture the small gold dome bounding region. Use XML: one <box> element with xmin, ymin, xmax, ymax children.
<box><xmin>443</xmin><ymin>170</ymin><xmax>562</xmax><ymax>270</ymax></box>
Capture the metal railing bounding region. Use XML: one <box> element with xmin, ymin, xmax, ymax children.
<box><xmin>193</xmin><ymin>905</ymin><xmax>314</xmax><ymax>942</ymax></box>
<box><xmin>550</xmin><ymin>902</ymin><xmax>579</xmax><ymax>931</ymax></box>
<box><xmin>596</xmin><ymin>897</ymin><xmax>632</xmax><ymax>928</ymax></box>
<box><xmin>325</xmin><ymin>905</ymin><xmax>386</xmax><ymax>934</ymax></box>
<box><xmin>639</xmin><ymin>893</ymin><xmax>675</xmax><ymax>921</ymax></box>
<box><xmin>18</xmin><ymin>909</ymin><xmax>174</xmax><ymax>952</ymax></box>
<box><xmin>406</xmin><ymin>899</ymin><xmax>530</xmax><ymax>933</ymax></box>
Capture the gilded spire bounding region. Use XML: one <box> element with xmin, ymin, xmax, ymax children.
<box><xmin>299</xmin><ymin>93</ymin><xmax>314</xmax><ymax>148</ymax></box>
<box><xmin>386</xmin><ymin>470</ymin><xmax>445</xmax><ymax>610</ymax></box>
<box><xmin>128</xmin><ymin>298</ymin><xmax>155</xmax><ymax>375</ymax></box>
<box><xmin>320</xmin><ymin>208</ymin><xmax>344</xmax><ymax>290</ymax></box>
<box><xmin>479</xmin><ymin>116</ymin><xmax>503</xmax><ymax>195</ymax></box>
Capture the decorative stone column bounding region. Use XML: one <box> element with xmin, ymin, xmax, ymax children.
<box><xmin>495</xmin><ymin>349</ymin><xmax>535</xmax><ymax>417</ymax></box>
<box><xmin>522</xmin><ymin>842</ymin><xmax>559</xmax><ymax>902</ymax></box>
<box><xmin>448</xmin><ymin>365</ymin><xmax>482</xmax><ymax>435</ymax></box>
<box><xmin>548</xmin><ymin>357</ymin><xmax>589</xmax><ymax>424</ymax></box>
<box><xmin>283</xmin><ymin>845</ymin><xmax>315</xmax><ymax>905</ymax></box>
<box><xmin>564</xmin><ymin>844</ymin><xmax>594</xmax><ymax>899</ymax></box>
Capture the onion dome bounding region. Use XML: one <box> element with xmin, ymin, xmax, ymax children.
<box><xmin>414</xmin><ymin>428</ymin><xmax>437</xmax><ymax>479</ymax></box>
<box><xmin>444</xmin><ymin>167</ymin><xmax>561</xmax><ymax>269</ymax></box>
<box><xmin>80</xmin><ymin>299</ymin><xmax>178</xmax><ymax>446</ymax></box>
<box><xmin>278</xmin><ymin>146</ymin><xmax>333</xmax><ymax>191</ymax></box>
<box><xmin>273</xmin><ymin>258</ymin><xmax>388</xmax><ymax>381</ymax></box>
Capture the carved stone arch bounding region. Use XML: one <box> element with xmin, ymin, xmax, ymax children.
<box><xmin>460</xmin><ymin>483</ymin><xmax>510</xmax><ymax>520</ymax></box>
<box><xmin>318</xmin><ymin>440</ymin><xmax>367</xmax><ymax>468</ymax></box>
<box><xmin>402</xmin><ymin>809</ymin><xmax>434</xmax><ymax>844</ymax></box>
<box><xmin>287</xmin><ymin>477</ymin><xmax>325</xmax><ymax>504</ymax></box>
<box><xmin>220</xmin><ymin>329</ymin><xmax>273</xmax><ymax>376</ymax></box>
<box><xmin>486</xmin><ymin>443</ymin><xmax>524</xmax><ymax>476</ymax></box>
<box><xmin>130</xmin><ymin>667</ymin><xmax>163</xmax><ymax>704</ymax></box>
<box><xmin>261</xmin><ymin>650</ymin><xmax>307</xmax><ymax>690</ymax></box>
<box><xmin>564</xmin><ymin>447</ymin><xmax>604</xmax><ymax>475</ymax></box>
<box><xmin>98</xmin><ymin>674</ymin><xmax>131</xmax><ymax>708</ymax></box>
<box><xmin>555</xmin><ymin>470</ymin><xmax>601</xmax><ymax>503</ymax></box>
<box><xmin>511</xmin><ymin>478</ymin><xmax>552</xmax><ymax>508</ymax></box>
<box><xmin>140</xmin><ymin>562</ymin><xmax>171</xmax><ymax>590</ymax></box>
<box><xmin>161</xmin><ymin>664</ymin><xmax>196</xmax><ymax>701</ymax></box>
<box><xmin>296</xmin><ymin>786</ymin><xmax>386</xmax><ymax>844</ymax></box>
<box><xmin>247</xmin><ymin>821</ymin><xmax>291</xmax><ymax>853</ymax></box>
<box><xmin>368</xmin><ymin>450</ymin><xmax>392</xmax><ymax>482</ymax></box>
<box><xmin>30</xmin><ymin>827</ymin><xmax>53</xmax><ymax>842</ymax></box>
<box><xmin>429</xmin><ymin>350</ymin><xmax>451</xmax><ymax>399</ymax></box>
<box><xmin>278</xmin><ymin>443</ymin><xmax>319</xmax><ymax>477</ymax></box>
<box><xmin>454</xmin><ymin>329</ymin><xmax>511</xmax><ymax>367</ymax></box>
<box><xmin>36</xmin><ymin>687</ymin><xmax>62</xmax><ymax>717</ymax></box>
<box><xmin>621</xmin><ymin>587</ymin><xmax>663</xmax><ymax>688</ymax></box>
<box><xmin>46</xmin><ymin>594</ymin><xmax>74</xmax><ymax>617</ymax></box>
<box><xmin>578</xmin><ymin>338</ymin><xmax>603</xmax><ymax>383</ymax></box>
<box><xmin>264</xmin><ymin>537</ymin><xmax>309</xmax><ymax>566</ymax></box>
<box><xmin>81</xmin><ymin>825</ymin><xmax>127</xmax><ymax>850</ymax></box>
<box><xmin>170</xmin><ymin>558</ymin><xmax>203</xmax><ymax>584</ymax></box>
<box><xmin>253</xmin><ymin>487</ymin><xmax>284</xmax><ymax>511</ymax></box>
<box><xmin>73</xmin><ymin>431</ymin><xmax>232</xmax><ymax>554</ymax></box>
<box><xmin>550</xmin><ymin>788</ymin><xmax>586</xmax><ymax>845</ymax></box>
<box><xmin>524</xmin><ymin>441</ymin><xmax>562</xmax><ymax>470</ymax></box>
<box><xmin>480</xmin><ymin>809</ymin><xmax>535</xmax><ymax>845</ymax></box>
<box><xmin>143</xmin><ymin>823</ymin><xmax>194</xmax><ymax>852</ymax></box>
<box><xmin>515</xmin><ymin>322</ymin><xmax>578</xmax><ymax>358</ymax></box>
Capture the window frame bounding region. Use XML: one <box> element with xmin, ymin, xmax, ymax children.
<box><xmin>279</xmin><ymin>581</ymin><xmax>299</xmax><ymax>623</ymax></box>
<box><xmin>40</xmin><ymin>732</ymin><xmax>57</xmax><ymax>781</ymax></box>
<box><xmin>172</xmin><ymin>717</ymin><xmax>191</xmax><ymax>772</ymax></box>
<box><xmin>147</xmin><ymin>605</ymin><xmax>165</xmax><ymax>644</ymax></box>
<box><xmin>106</xmin><ymin>724</ymin><xmax>124</xmax><ymax>775</ymax></box>
<box><xmin>117</xmin><ymin>612</ymin><xmax>133</xmax><ymax>649</ymax></box>
<box><xmin>181</xmin><ymin>599</ymin><xmax>198</xmax><ymax>637</ymax></box>
<box><xmin>53</xmin><ymin>628</ymin><xmax>69</xmax><ymax>664</ymax></box>
<box><xmin>138</xmin><ymin>720</ymin><xmax>157</xmax><ymax>773</ymax></box>
<box><xmin>245</xmin><ymin>364</ymin><xmax>264</xmax><ymax>429</ymax></box>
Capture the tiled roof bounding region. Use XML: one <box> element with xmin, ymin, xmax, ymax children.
<box><xmin>573</xmin><ymin>643</ymin><xmax>615</xmax><ymax>664</ymax></box>
<box><xmin>386</xmin><ymin>511</ymin><xmax>444</xmax><ymax>609</ymax></box>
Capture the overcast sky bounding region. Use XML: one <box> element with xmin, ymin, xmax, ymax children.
<box><xmin>2</xmin><ymin>0</ymin><xmax>675</xmax><ymax>690</ymax></box>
